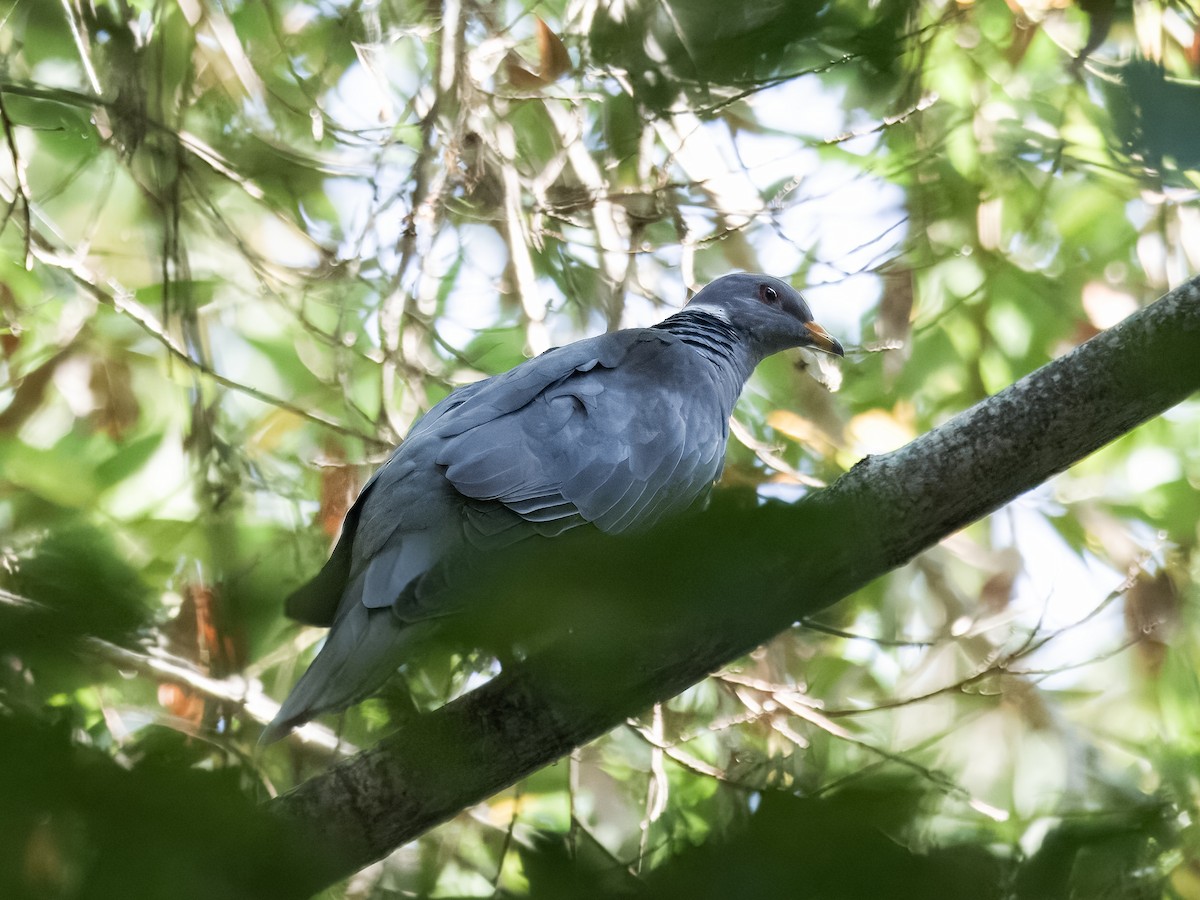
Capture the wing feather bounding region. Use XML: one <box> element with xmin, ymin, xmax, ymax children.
<box><xmin>437</xmin><ymin>331</ymin><xmax>729</xmax><ymax>536</ymax></box>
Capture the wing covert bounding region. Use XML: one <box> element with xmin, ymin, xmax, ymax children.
<box><xmin>436</xmin><ymin>331</ymin><xmax>731</xmax><ymax>534</ymax></box>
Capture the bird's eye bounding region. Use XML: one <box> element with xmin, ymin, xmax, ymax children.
<box><xmin>759</xmin><ymin>285</ymin><xmax>779</xmax><ymax>304</ymax></box>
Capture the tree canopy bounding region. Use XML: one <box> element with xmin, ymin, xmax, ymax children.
<box><xmin>1</xmin><ymin>0</ymin><xmax>1198</xmax><ymax>897</ymax></box>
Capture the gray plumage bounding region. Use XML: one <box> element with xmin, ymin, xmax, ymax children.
<box><xmin>263</xmin><ymin>273</ymin><xmax>843</xmax><ymax>742</ymax></box>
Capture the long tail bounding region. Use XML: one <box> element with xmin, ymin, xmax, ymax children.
<box><xmin>261</xmin><ymin>583</ymin><xmax>431</xmax><ymax>743</ymax></box>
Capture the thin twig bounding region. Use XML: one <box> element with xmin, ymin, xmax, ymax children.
<box><xmin>0</xmin><ymin>90</ymin><xmax>33</xmax><ymax>268</ymax></box>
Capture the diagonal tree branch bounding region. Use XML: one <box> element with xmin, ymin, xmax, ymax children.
<box><xmin>268</xmin><ymin>274</ymin><xmax>1200</xmax><ymax>891</ymax></box>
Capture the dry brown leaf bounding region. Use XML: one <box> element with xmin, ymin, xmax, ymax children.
<box><xmin>89</xmin><ymin>358</ymin><xmax>139</xmax><ymax>439</ymax></box>
<box><xmin>979</xmin><ymin>570</ymin><xmax>1015</xmax><ymax>612</ymax></box>
<box><xmin>159</xmin><ymin>580</ymin><xmax>244</xmax><ymax>727</ymax></box>
<box><xmin>877</xmin><ymin>267</ymin><xmax>914</xmax><ymax>384</ymax></box>
<box><xmin>0</xmin><ymin>348</ymin><xmax>70</xmax><ymax>433</ymax></box>
<box><xmin>504</xmin><ymin>54</ymin><xmax>546</xmax><ymax>89</ymax></box>
<box><xmin>318</xmin><ymin>444</ymin><xmax>360</xmax><ymax>539</ymax></box>
<box><xmin>0</xmin><ymin>282</ymin><xmax>19</xmax><ymax>358</ymax></box>
<box><xmin>535</xmin><ymin>17</ymin><xmax>571</xmax><ymax>82</ymax></box>
<box><xmin>504</xmin><ymin>18</ymin><xmax>571</xmax><ymax>89</ymax></box>
<box><xmin>1125</xmin><ymin>569</ymin><xmax>1180</xmax><ymax>677</ymax></box>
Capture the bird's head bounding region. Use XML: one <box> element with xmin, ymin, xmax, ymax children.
<box><xmin>685</xmin><ymin>273</ymin><xmax>844</xmax><ymax>360</ymax></box>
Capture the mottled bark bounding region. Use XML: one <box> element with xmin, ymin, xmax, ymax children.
<box><xmin>269</xmin><ymin>275</ymin><xmax>1200</xmax><ymax>893</ymax></box>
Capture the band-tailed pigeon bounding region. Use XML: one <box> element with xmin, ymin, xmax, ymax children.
<box><xmin>264</xmin><ymin>273</ymin><xmax>843</xmax><ymax>742</ymax></box>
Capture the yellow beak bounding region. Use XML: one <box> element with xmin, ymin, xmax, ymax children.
<box><xmin>804</xmin><ymin>321</ymin><xmax>845</xmax><ymax>357</ymax></box>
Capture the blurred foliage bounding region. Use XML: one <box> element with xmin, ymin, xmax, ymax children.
<box><xmin>0</xmin><ymin>709</ymin><xmax>332</xmax><ymax>900</ymax></box>
<box><xmin>0</xmin><ymin>0</ymin><xmax>1199</xmax><ymax>897</ymax></box>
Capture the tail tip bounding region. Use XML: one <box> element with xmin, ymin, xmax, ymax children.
<box><xmin>259</xmin><ymin>720</ymin><xmax>291</xmax><ymax>746</ymax></box>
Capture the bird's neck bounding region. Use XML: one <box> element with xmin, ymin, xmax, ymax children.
<box><xmin>653</xmin><ymin>308</ymin><xmax>756</xmax><ymax>412</ymax></box>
